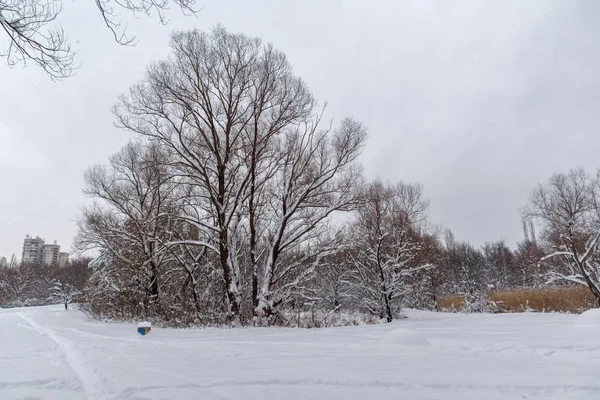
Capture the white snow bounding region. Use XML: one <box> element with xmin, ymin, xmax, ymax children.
<box><xmin>137</xmin><ymin>322</ymin><xmax>151</xmax><ymax>328</ymax></box>
<box><xmin>574</xmin><ymin>308</ymin><xmax>600</xmax><ymax>327</ymax></box>
<box><xmin>1</xmin><ymin>306</ymin><xmax>599</xmax><ymax>400</ymax></box>
<box><xmin>380</xmin><ymin>328</ymin><xmax>430</xmax><ymax>346</ymax></box>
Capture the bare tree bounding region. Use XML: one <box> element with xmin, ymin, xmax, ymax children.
<box><xmin>0</xmin><ymin>263</ymin><xmax>35</xmax><ymax>305</ymax></box>
<box><xmin>444</xmin><ymin>241</ymin><xmax>488</xmax><ymax>311</ymax></box>
<box><xmin>76</xmin><ymin>141</ymin><xmax>179</xmax><ymax>316</ymax></box>
<box><xmin>481</xmin><ymin>240</ymin><xmax>515</xmax><ymax>289</ymax></box>
<box><xmin>0</xmin><ymin>0</ymin><xmax>199</xmax><ymax>79</ymax></box>
<box><xmin>114</xmin><ymin>26</ymin><xmax>357</xmax><ymax>326</ymax></box>
<box><xmin>402</xmin><ymin>232</ymin><xmax>445</xmax><ymax>310</ymax></box>
<box><xmin>514</xmin><ymin>239</ymin><xmax>547</xmax><ymax>288</ymax></box>
<box><xmin>348</xmin><ymin>180</ymin><xmax>432</xmax><ymax>322</ymax></box>
<box><xmin>313</xmin><ymin>248</ymin><xmax>356</xmax><ymax>312</ymax></box>
<box><xmin>525</xmin><ymin>168</ymin><xmax>600</xmax><ymax>304</ymax></box>
<box><xmin>239</xmin><ymin>42</ymin><xmax>316</xmax><ymax>319</ymax></box>
<box><xmin>252</xmin><ymin>117</ymin><xmax>366</xmax><ymax>320</ymax></box>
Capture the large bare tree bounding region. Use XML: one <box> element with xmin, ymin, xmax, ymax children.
<box><xmin>525</xmin><ymin>168</ymin><xmax>600</xmax><ymax>305</ymax></box>
<box><xmin>0</xmin><ymin>0</ymin><xmax>199</xmax><ymax>79</ymax></box>
<box><xmin>114</xmin><ymin>27</ymin><xmax>328</xmax><ymax>325</ymax></box>
<box><xmin>113</xmin><ymin>27</ymin><xmax>367</xmax><ymax>325</ymax></box>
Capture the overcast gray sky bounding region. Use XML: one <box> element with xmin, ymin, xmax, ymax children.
<box><xmin>1</xmin><ymin>0</ymin><xmax>599</xmax><ymax>259</ymax></box>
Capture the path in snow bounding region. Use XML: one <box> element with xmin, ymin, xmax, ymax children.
<box><xmin>1</xmin><ymin>305</ymin><xmax>599</xmax><ymax>400</ymax></box>
<box><xmin>0</xmin><ymin>310</ymin><xmax>82</xmax><ymax>399</ymax></box>
<box><xmin>15</xmin><ymin>312</ymin><xmax>111</xmax><ymax>400</ymax></box>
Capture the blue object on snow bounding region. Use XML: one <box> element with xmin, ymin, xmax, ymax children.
<box><xmin>137</xmin><ymin>327</ymin><xmax>150</xmax><ymax>335</ymax></box>
<box><xmin>137</xmin><ymin>322</ymin><xmax>151</xmax><ymax>335</ymax></box>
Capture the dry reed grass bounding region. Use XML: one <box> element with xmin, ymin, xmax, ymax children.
<box><xmin>438</xmin><ymin>286</ymin><xmax>598</xmax><ymax>314</ymax></box>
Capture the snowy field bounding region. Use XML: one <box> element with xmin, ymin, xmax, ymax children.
<box><xmin>1</xmin><ymin>306</ymin><xmax>599</xmax><ymax>400</ymax></box>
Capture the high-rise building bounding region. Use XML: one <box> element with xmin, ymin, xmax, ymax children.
<box><xmin>21</xmin><ymin>236</ymin><xmax>69</xmax><ymax>267</ymax></box>
<box><xmin>22</xmin><ymin>235</ymin><xmax>45</xmax><ymax>264</ymax></box>
<box><xmin>42</xmin><ymin>242</ymin><xmax>60</xmax><ymax>267</ymax></box>
<box><xmin>59</xmin><ymin>252</ymin><xmax>70</xmax><ymax>268</ymax></box>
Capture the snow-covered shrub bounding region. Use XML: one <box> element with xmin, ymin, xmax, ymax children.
<box><xmin>461</xmin><ymin>291</ymin><xmax>500</xmax><ymax>313</ymax></box>
<box><xmin>48</xmin><ymin>280</ymin><xmax>78</xmax><ymax>310</ymax></box>
<box><xmin>276</xmin><ymin>309</ymin><xmax>388</xmax><ymax>328</ymax></box>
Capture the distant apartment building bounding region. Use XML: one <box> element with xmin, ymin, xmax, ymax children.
<box><xmin>22</xmin><ymin>235</ymin><xmax>45</xmax><ymax>264</ymax></box>
<box><xmin>42</xmin><ymin>243</ymin><xmax>60</xmax><ymax>267</ymax></box>
<box><xmin>59</xmin><ymin>252</ymin><xmax>70</xmax><ymax>268</ymax></box>
<box><xmin>22</xmin><ymin>235</ymin><xmax>69</xmax><ymax>267</ymax></box>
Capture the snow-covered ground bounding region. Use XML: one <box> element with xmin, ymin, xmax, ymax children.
<box><xmin>1</xmin><ymin>306</ymin><xmax>599</xmax><ymax>400</ymax></box>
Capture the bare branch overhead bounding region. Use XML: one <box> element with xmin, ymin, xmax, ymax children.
<box><xmin>0</xmin><ymin>0</ymin><xmax>200</xmax><ymax>79</ymax></box>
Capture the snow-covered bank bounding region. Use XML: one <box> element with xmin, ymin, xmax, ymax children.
<box><xmin>1</xmin><ymin>305</ymin><xmax>599</xmax><ymax>400</ymax></box>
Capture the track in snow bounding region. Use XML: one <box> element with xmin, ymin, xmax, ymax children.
<box><xmin>15</xmin><ymin>311</ymin><xmax>112</xmax><ymax>400</ymax></box>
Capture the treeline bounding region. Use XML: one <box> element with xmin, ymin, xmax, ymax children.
<box><xmin>0</xmin><ymin>259</ymin><xmax>91</xmax><ymax>309</ymax></box>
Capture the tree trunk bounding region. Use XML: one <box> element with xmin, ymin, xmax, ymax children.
<box><xmin>220</xmin><ymin>230</ymin><xmax>242</xmax><ymax>326</ymax></box>
<box><xmin>250</xmin><ymin>191</ymin><xmax>258</xmax><ymax>317</ymax></box>
<box><xmin>379</xmin><ymin>271</ymin><xmax>393</xmax><ymax>322</ymax></box>
<box><xmin>383</xmin><ymin>292</ymin><xmax>393</xmax><ymax>323</ymax></box>
<box><xmin>249</xmin><ymin>131</ymin><xmax>260</xmax><ymax>318</ymax></box>
<box><xmin>182</xmin><ymin>273</ymin><xmax>202</xmax><ymax>317</ymax></box>
<box><xmin>377</xmin><ymin>254</ymin><xmax>393</xmax><ymax>322</ymax></box>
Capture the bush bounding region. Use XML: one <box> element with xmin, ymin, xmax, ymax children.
<box><xmin>275</xmin><ymin>309</ymin><xmax>391</xmax><ymax>328</ymax></box>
